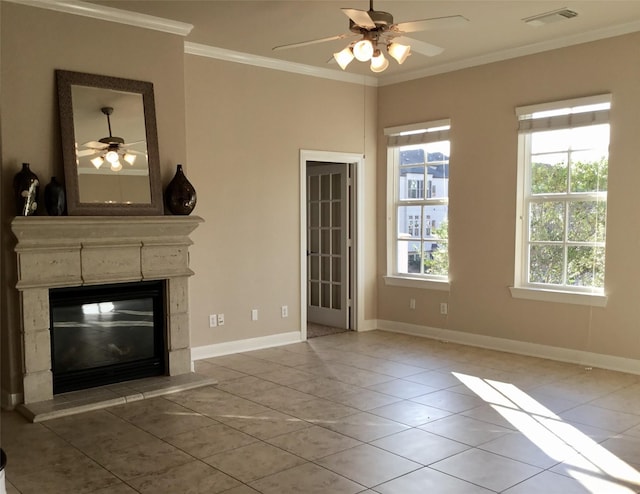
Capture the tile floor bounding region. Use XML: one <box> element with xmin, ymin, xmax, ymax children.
<box><xmin>3</xmin><ymin>330</ymin><xmax>640</xmax><ymax>493</ymax></box>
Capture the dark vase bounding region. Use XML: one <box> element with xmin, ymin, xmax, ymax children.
<box><xmin>44</xmin><ymin>176</ymin><xmax>66</xmax><ymax>216</ymax></box>
<box><xmin>13</xmin><ymin>162</ymin><xmax>40</xmax><ymax>216</ymax></box>
<box><xmin>165</xmin><ymin>164</ymin><xmax>196</xmax><ymax>215</ymax></box>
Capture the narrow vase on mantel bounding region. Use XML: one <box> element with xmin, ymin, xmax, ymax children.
<box><xmin>44</xmin><ymin>176</ymin><xmax>66</xmax><ymax>216</ymax></box>
<box><xmin>13</xmin><ymin>162</ymin><xmax>40</xmax><ymax>216</ymax></box>
<box><xmin>165</xmin><ymin>164</ymin><xmax>197</xmax><ymax>215</ymax></box>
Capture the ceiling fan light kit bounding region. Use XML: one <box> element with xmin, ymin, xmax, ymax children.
<box><xmin>276</xmin><ymin>0</ymin><xmax>468</xmax><ymax>74</ymax></box>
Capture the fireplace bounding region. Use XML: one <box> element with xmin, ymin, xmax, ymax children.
<box><xmin>11</xmin><ymin>216</ymin><xmax>202</xmax><ymax>405</ymax></box>
<box><xmin>50</xmin><ymin>281</ymin><xmax>166</xmax><ymax>394</ymax></box>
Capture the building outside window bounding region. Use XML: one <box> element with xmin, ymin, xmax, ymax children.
<box><xmin>386</xmin><ymin>120</ymin><xmax>450</xmax><ymax>279</ymax></box>
<box><xmin>515</xmin><ymin>94</ymin><xmax>610</xmax><ymax>294</ymax></box>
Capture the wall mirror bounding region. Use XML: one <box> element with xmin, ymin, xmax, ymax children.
<box><xmin>56</xmin><ymin>70</ymin><xmax>163</xmax><ymax>215</ymax></box>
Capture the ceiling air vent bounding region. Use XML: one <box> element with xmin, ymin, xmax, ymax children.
<box><xmin>523</xmin><ymin>8</ymin><xmax>578</xmax><ymax>27</ymax></box>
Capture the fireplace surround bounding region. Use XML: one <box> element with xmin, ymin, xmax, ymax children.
<box><xmin>11</xmin><ymin>215</ymin><xmax>202</xmax><ymax>404</ymax></box>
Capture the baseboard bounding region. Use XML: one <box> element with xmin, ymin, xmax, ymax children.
<box><xmin>1</xmin><ymin>389</ymin><xmax>22</xmax><ymax>410</ymax></box>
<box><xmin>377</xmin><ymin>320</ymin><xmax>640</xmax><ymax>376</ymax></box>
<box><xmin>191</xmin><ymin>331</ymin><xmax>303</xmax><ymax>361</ymax></box>
<box><xmin>356</xmin><ymin>319</ymin><xmax>380</xmax><ymax>332</ymax></box>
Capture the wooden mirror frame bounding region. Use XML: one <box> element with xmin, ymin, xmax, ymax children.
<box><xmin>56</xmin><ymin>70</ymin><xmax>163</xmax><ymax>215</ymax></box>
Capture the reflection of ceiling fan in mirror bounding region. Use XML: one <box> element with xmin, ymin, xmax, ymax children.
<box><xmin>273</xmin><ymin>0</ymin><xmax>468</xmax><ymax>73</ymax></box>
<box><xmin>77</xmin><ymin>106</ymin><xmax>146</xmax><ymax>172</ymax></box>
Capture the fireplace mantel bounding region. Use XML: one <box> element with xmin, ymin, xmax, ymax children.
<box><xmin>11</xmin><ymin>215</ymin><xmax>203</xmax><ymax>404</ymax></box>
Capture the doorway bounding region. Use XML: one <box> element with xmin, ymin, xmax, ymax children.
<box><xmin>300</xmin><ymin>150</ymin><xmax>364</xmax><ymax>340</ymax></box>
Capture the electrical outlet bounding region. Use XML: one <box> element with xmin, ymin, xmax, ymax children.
<box><xmin>251</xmin><ymin>309</ymin><xmax>258</xmax><ymax>321</ymax></box>
<box><xmin>281</xmin><ymin>305</ymin><xmax>288</xmax><ymax>318</ymax></box>
<box><xmin>409</xmin><ymin>298</ymin><xmax>416</xmax><ymax>310</ymax></box>
<box><xmin>209</xmin><ymin>314</ymin><xmax>217</xmax><ymax>328</ymax></box>
<box><xmin>217</xmin><ymin>313</ymin><xmax>225</xmax><ymax>326</ymax></box>
<box><xmin>440</xmin><ymin>303</ymin><xmax>448</xmax><ymax>315</ymax></box>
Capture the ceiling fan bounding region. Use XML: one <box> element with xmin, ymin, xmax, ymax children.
<box><xmin>273</xmin><ymin>0</ymin><xmax>468</xmax><ymax>73</ymax></box>
<box><xmin>76</xmin><ymin>106</ymin><xmax>145</xmax><ymax>172</ymax></box>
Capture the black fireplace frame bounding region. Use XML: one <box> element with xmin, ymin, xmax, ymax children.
<box><xmin>49</xmin><ymin>280</ymin><xmax>167</xmax><ymax>394</ymax></box>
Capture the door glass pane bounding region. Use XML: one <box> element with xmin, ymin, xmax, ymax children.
<box><xmin>309</xmin><ymin>229</ymin><xmax>319</xmax><ymax>253</ymax></box>
<box><xmin>321</xmin><ymin>230</ymin><xmax>330</xmax><ymax>254</ymax></box>
<box><xmin>309</xmin><ymin>203</ymin><xmax>319</xmax><ymax>228</ymax></box>
<box><xmin>332</xmin><ymin>202</ymin><xmax>341</xmax><ymax>227</ymax></box>
<box><xmin>310</xmin><ymin>256</ymin><xmax>319</xmax><ymax>280</ymax></box>
<box><xmin>321</xmin><ymin>283</ymin><xmax>330</xmax><ymax>308</ymax></box>
<box><xmin>332</xmin><ymin>257</ymin><xmax>341</xmax><ymax>282</ymax></box>
<box><xmin>321</xmin><ymin>256</ymin><xmax>330</xmax><ymax>282</ymax></box>
<box><xmin>310</xmin><ymin>281</ymin><xmax>319</xmax><ymax>306</ymax></box>
<box><xmin>321</xmin><ymin>174</ymin><xmax>330</xmax><ymax>200</ymax></box>
<box><xmin>332</xmin><ymin>284</ymin><xmax>341</xmax><ymax>310</ymax></box>
<box><xmin>321</xmin><ymin>202</ymin><xmax>330</xmax><ymax>227</ymax></box>
<box><xmin>309</xmin><ymin>176</ymin><xmax>319</xmax><ymax>201</ymax></box>
<box><xmin>332</xmin><ymin>173</ymin><xmax>341</xmax><ymax>200</ymax></box>
<box><xmin>332</xmin><ymin>230</ymin><xmax>341</xmax><ymax>255</ymax></box>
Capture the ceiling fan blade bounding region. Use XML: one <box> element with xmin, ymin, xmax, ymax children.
<box><xmin>393</xmin><ymin>15</ymin><xmax>469</xmax><ymax>34</ymax></box>
<box><xmin>79</xmin><ymin>141</ymin><xmax>107</xmax><ymax>149</ymax></box>
<box><xmin>273</xmin><ymin>33</ymin><xmax>354</xmax><ymax>51</ymax></box>
<box><xmin>394</xmin><ymin>36</ymin><xmax>444</xmax><ymax>57</ymax></box>
<box><xmin>122</xmin><ymin>140</ymin><xmax>146</xmax><ymax>147</ymax></box>
<box><xmin>342</xmin><ymin>8</ymin><xmax>376</xmax><ymax>29</ymax></box>
<box><xmin>76</xmin><ymin>148</ymin><xmax>99</xmax><ymax>157</ymax></box>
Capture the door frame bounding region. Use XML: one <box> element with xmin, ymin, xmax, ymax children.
<box><xmin>299</xmin><ymin>149</ymin><xmax>365</xmax><ymax>340</ymax></box>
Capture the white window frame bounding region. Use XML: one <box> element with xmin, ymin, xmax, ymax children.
<box><xmin>384</xmin><ymin>119</ymin><xmax>451</xmax><ymax>291</ymax></box>
<box><xmin>511</xmin><ymin>94</ymin><xmax>611</xmax><ymax>307</ymax></box>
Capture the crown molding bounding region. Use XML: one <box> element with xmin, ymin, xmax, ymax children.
<box><xmin>185</xmin><ymin>42</ymin><xmax>378</xmax><ymax>87</ymax></box>
<box><xmin>378</xmin><ymin>19</ymin><xmax>640</xmax><ymax>86</ymax></box>
<box><xmin>4</xmin><ymin>0</ymin><xmax>194</xmax><ymax>36</ymax></box>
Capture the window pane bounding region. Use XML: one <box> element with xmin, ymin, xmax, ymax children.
<box><xmin>397</xmin><ymin>240</ymin><xmax>421</xmax><ymax>274</ymax></box>
<box><xmin>531</xmin><ymin>129</ymin><xmax>570</xmax><ymax>154</ymax></box>
<box><xmin>426</xmin><ymin>164</ymin><xmax>448</xmax><ymax>199</ymax></box>
<box><xmin>398</xmin><ymin>206</ymin><xmax>422</xmax><ymax>238</ymax></box>
<box><xmin>568</xmin><ymin>201</ymin><xmax>606</xmax><ymax>242</ymax></box>
<box><xmin>569</xmin><ymin>124</ymin><xmax>610</xmax><ymax>150</ymax></box>
<box><xmin>424</xmin><ymin>241</ymin><xmax>448</xmax><ymax>276</ymax></box>
<box><xmin>423</xmin><ymin>206</ymin><xmax>448</xmax><ymax>240</ymax></box>
<box><xmin>399</xmin><ymin>166</ymin><xmax>425</xmax><ymax>200</ymax></box>
<box><xmin>570</xmin><ymin>155</ymin><xmax>608</xmax><ymax>193</ymax></box>
<box><xmin>529</xmin><ymin>202</ymin><xmax>565</xmax><ymax>242</ymax></box>
<box><xmin>567</xmin><ymin>246</ymin><xmax>605</xmax><ymax>288</ymax></box>
<box><xmin>529</xmin><ymin>245</ymin><xmax>564</xmax><ymax>284</ymax></box>
<box><xmin>400</xmin><ymin>148</ymin><xmax>425</xmax><ymax>165</ymax></box>
<box><xmin>530</xmin><ymin>154</ymin><xmax>568</xmax><ymax>194</ymax></box>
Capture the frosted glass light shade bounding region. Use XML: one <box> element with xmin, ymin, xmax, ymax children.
<box><xmin>110</xmin><ymin>160</ymin><xmax>123</xmax><ymax>172</ymax></box>
<box><xmin>90</xmin><ymin>156</ymin><xmax>104</xmax><ymax>169</ymax></box>
<box><xmin>388</xmin><ymin>42</ymin><xmax>411</xmax><ymax>64</ymax></box>
<box><xmin>105</xmin><ymin>150</ymin><xmax>119</xmax><ymax>164</ymax></box>
<box><xmin>333</xmin><ymin>46</ymin><xmax>355</xmax><ymax>70</ymax></box>
<box><xmin>370</xmin><ymin>52</ymin><xmax>389</xmax><ymax>72</ymax></box>
<box><xmin>123</xmin><ymin>153</ymin><xmax>136</xmax><ymax>165</ymax></box>
<box><xmin>353</xmin><ymin>39</ymin><xmax>374</xmax><ymax>61</ymax></box>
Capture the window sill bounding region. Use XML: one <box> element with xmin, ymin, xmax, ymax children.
<box><xmin>509</xmin><ymin>286</ymin><xmax>607</xmax><ymax>307</ymax></box>
<box><xmin>384</xmin><ymin>276</ymin><xmax>450</xmax><ymax>291</ymax></box>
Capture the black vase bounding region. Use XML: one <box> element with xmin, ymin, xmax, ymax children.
<box><xmin>44</xmin><ymin>176</ymin><xmax>66</xmax><ymax>216</ymax></box>
<box><xmin>165</xmin><ymin>164</ymin><xmax>196</xmax><ymax>215</ymax></box>
<box><xmin>13</xmin><ymin>162</ymin><xmax>40</xmax><ymax>216</ymax></box>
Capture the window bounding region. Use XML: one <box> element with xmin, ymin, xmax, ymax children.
<box><xmin>514</xmin><ymin>95</ymin><xmax>610</xmax><ymax>296</ymax></box>
<box><xmin>386</xmin><ymin>120</ymin><xmax>450</xmax><ymax>280</ymax></box>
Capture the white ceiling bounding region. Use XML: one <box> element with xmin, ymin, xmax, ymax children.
<box><xmin>96</xmin><ymin>1</ymin><xmax>640</xmax><ymax>83</ymax></box>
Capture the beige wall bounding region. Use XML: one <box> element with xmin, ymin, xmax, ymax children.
<box><xmin>0</xmin><ymin>2</ymin><xmax>187</xmax><ymax>399</ymax></box>
<box><xmin>184</xmin><ymin>55</ymin><xmax>377</xmax><ymax>347</ymax></box>
<box><xmin>0</xmin><ymin>2</ymin><xmax>378</xmax><ymax>401</ymax></box>
<box><xmin>377</xmin><ymin>32</ymin><xmax>640</xmax><ymax>361</ymax></box>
